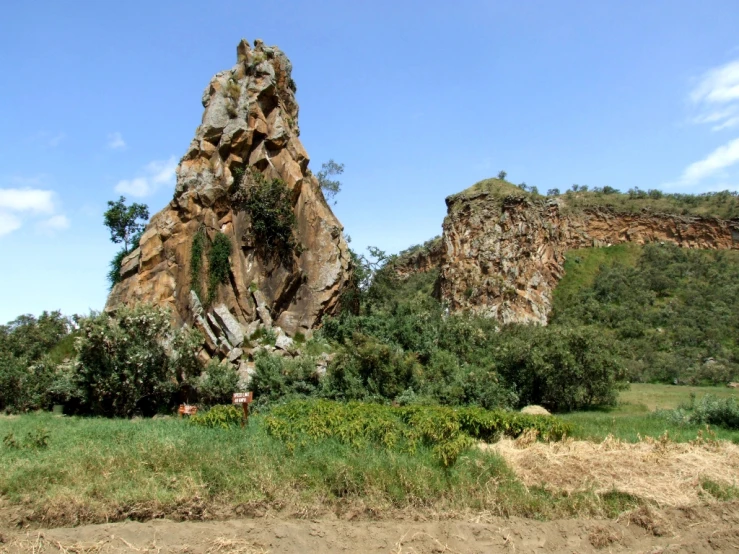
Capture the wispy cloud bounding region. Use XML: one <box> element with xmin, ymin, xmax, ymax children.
<box><xmin>37</xmin><ymin>214</ymin><xmax>71</xmax><ymax>235</ymax></box>
<box><xmin>0</xmin><ymin>188</ymin><xmax>55</xmax><ymax>213</ymax></box>
<box><xmin>690</xmin><ymin>59</ymin><xmax>739</xmax><ymax>131</ymax></box>
<box><xmin>0</xmin><ymin>186</ymin><xmax>69</xmax><ymax>238</ymax></box>
<box><xmin>679</xmin><ymin>137</ymin><xmax>739</xmax><ymax>184</ymax></box>
<box><xmin>0</xmin><ymin>212</ymin><xmax>22</xmax><ymax>237</ymax></box>
<box><xmin>115</xmin><ymin>156</ymin><xmax>177</xmax><ymax>197</ymax></box>
<box><xmin>107</xmin><ymin>132</ymin><xmax>127</xmax><ymax>150</ymax></box>
<box><xmin>29</xmin><ymin>131</ymin><xmax>66</xmax><ymax>148</ymax></box>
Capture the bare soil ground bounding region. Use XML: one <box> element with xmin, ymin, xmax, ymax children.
<box><xmin>1</xmin><ymin>501</ymin><xmax>739</xmax><ymax>553</ymax></box>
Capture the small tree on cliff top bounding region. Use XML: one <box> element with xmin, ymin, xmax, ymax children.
<box><xmin>104</xmin><ymin>196</ymin><xmax>149</xmax><ymax>254</ymax></box>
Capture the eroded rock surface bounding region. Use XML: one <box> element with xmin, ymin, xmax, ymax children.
<box><xmin>439</xmin><ymin>189</ymin><xmax>739</xmax><ymax>325</ymax></box>
<box><xmin>106</xmin><ymin>39</ymin><xmax>350</xmax><ymax>348</ymax></box>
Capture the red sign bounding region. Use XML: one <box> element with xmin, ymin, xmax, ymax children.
<box><xmin>232</xmin><ymin>392</ymin><xmax>253</xmax><ymax>404</ymax></box>
<box><xmin>178</xmin><ymin>404</ymin><xmax>198</xmax><ymax>416</ymax></box>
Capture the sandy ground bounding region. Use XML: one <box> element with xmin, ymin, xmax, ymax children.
<box><xmin>2</xmin><ymin>501</ymin><xmax>739</xmax><ymax>554</ymax></box>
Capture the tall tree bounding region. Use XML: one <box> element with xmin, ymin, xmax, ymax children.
<box><xmin>317</xmin><ymin>159</ymin><xmax>345</xmax><ymax>203</ymax></box>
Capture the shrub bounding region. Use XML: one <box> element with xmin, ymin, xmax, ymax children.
<box><xmin>189</xmin><ymin>405</ymin><xmax>243</xmax><ymax>429</ymax></box>
<box><xmin>249</xmin><ymin>352</ymin><xmax>320</xmax><ymax>406</ymax></box>
<box><xmin>263</xmin><ymin>399</ymin><xmax>572</xmax><ymax>467</ymax></box>
<box><xmin>197</xmin><ymin>360</ymin><xmax>240</xmax><ymax>405</ymax></box>
<box><xmin>236</xmin><ymin>169</ymin><xmax>298</xmax><ymax>263</ymax></box>
<box><xmin>207</xmin><ymin>232</ymin><xmax>232</xmax><ymax>303</ymax></box>
<box><xmin>494</xmin><ymin>325</ymin><xmax>627</xmax><ymax>411</ymax></box>
<box><xmin>190</xmin><ymin>227</ymin><xmax>207</xmax><ymax>300</ymax></box>
<box><xmin>74</xmin><ymin>304</ymin><xmax>203</xmax><ymax>417</ymax></box>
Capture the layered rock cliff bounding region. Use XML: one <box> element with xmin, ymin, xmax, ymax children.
<box><xmin>106</xmin><ymin>39</ymin><xmax>351</xmax><ymax>347</ymax></box>
<box><xmin>438</xmin><ymin>181</ymin><xmax>739</xmax><ymax>325</ymax></box>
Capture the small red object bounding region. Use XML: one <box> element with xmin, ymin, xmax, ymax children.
<box><xmin>178</xmin><ymin>404</ymin><xmax>198</xmax><ymax>417</ymax></box>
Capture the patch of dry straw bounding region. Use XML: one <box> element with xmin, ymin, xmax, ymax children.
<box><xmin>485</xmin><ymin>431</ymin><xmax>739</xmax><ymax>506</ymax></box>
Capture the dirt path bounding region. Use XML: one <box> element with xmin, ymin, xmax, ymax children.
<box><xmin>2</xmin><ymin>502</ymin><xmax>738</xmax><ymax>553</ymax></box>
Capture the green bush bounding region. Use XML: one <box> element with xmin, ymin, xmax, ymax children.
<box><xmin>189</xmin><ymin>404</ymin><xmax>243</xmax><ymax>429</ymax></box>
<box><xmin>0</xmin><ymin>311</ymin><xmax>73</xmax><ymax>412</ymax></box>
<box><xmin>249</xmin><ymin>352</ymin><xmax>320</xmax><ymax>406</ymax></box>
<box><xmin>237</xmin><ymin>169</ymin><xmax>298</xmax><ymax>263</ymax></box>
<box><xmin>207</xmin><ymin>232</ymin><xmax>232</xmax><ymax>303</ymax></box>
<box><xmin>264</xmin><ymin>399</ymin><xmax>572</xmax><ymax>467</ymax></box>
<box><xmin>689</xmin><ymin>395</ymin><xmax>739</xmax><ymax>429</ymax></box>
<box><xmin>74</xmin><ymin>304</ymin><xmax>203</xmax><ymax>417</ymax></box>
<box><xmin>197</xmin><ymin>360</ymin><xmax>240</xmax><ymax>405</ymax></box>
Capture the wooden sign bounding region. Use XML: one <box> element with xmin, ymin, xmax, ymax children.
<box><xmin>232</xmin><ymin>392</ymin><xmax>253</xmax><ymax>404</ymax></box>
<box><xmin>178</xmin><ymin>404</ymin><xmax>198</xmax><ymax>416</ymax></box>
<box><xmin>232</xmin><ymin>392</ymin><xmax>253</xmax><ymax>427</ymax></box>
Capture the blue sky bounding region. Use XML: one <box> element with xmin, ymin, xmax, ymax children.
<box><xmin>1</xmin><ymin>0</ymin><xmax>739</xmax><ymax>322</ymax></box>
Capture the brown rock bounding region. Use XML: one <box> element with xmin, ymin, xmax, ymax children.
<box><xmin>106</xmin><ymin>40</ymin><xmax>350</xmax><ymax>338</ymax></box>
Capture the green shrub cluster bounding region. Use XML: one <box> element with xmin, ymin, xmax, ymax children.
<box><xmin>0</xmin><ymin>304</ymin><xmax>246</xmax><ymax>417</ymax></box>
<box><xmin>263</xmin><ymin>399</ymin><xmax>571</xmax><ymax>466</ymax></box>
<box><xmin>655</xmin><ymin>394</ymin><xmax>739</xmax><ymax>430</ymax></box>
<box><xmin>319</xmin><ymin>260</ymin><xmax>625</xmax><ymax>412</ymax></box>
<box><xmin>553</xmin><ymin>244</ymin><xmax>739</xmax><ymax>384</ymax></box>
<box><xmin>0</xmin><ymin>311</ymin><xmax>74</xmax><ymax>413</ymax></box>
<box><xmin>190</xmin><ymin>229</ymin><xmax>232</xmax><ymax>304</ymax></box>
<box><xmin>189</xmin><ymin>404</ymin><xmax>243</xmax><ymax>429</ymax></box>
<box><xmin>233</xmin><ymin>168</ymin><xmax>298</xmax><ymax>263</ymax></box>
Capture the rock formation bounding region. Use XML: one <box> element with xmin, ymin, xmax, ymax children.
<box><xmin>106</xmin><ymin>39</ymin><xmax>351</xmax><ymax>354</ymax></box>
<box><xmin>433</xmin><ymin>182</ymin><xmax>739</xmax><ymax>325</ymax></box>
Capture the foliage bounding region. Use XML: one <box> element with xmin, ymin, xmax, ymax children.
<box><xmin>190</xmin><ymin>227</ymin><xmax>207</xmax><ymax>301</ymax></box>
<box><xmin>207</xmin><ymin>232</ymin><xmax>232</xmax><ymax>303</ymax></box>
<box><xmin>655</xmin><ymin>394</ymin><xmax>739</xmax><ymax>430</ymax></box>
<box><xmin>0</xmin><ymin>311</ymin><xmax>74</xmax><ymax>412</ymax></box>
<box><xmin>493</xmin><ymin>325</ymin><xmax>628</xmax><ymax>411</ymax></box>
<box><xmin>73</xmin><ymin>304</ymin><xmax>203</xmax><ymax>417</ymax></box>
<box><xmin>497</xmin><ymin>170</ymin><xmax>507</xmax><ymax>180</ymax></box>
<box><xmin>316</xmin><ymin>159</ymin><xmax>344</xmax><ymax>203</ymax></box>
<box><xmin>553</xmin><ymin>244</ymin><xmax>739</xmax><ymax>384</ymax></box>
<box><xmin>103</xmin><ymin>196</ymin><xmax>149</xmax><ymax>253</ymax></box>
<box><xmin>107</xmin><ymin>232</ymin><xmax>142</xmax><ymax>288</ymax></box>
<box><xmin>236</xmin><ymin>169</ymin><xmax>298</xmax><ymax>263</ymax></box>
<box><xmin>248</xmin><ymin>352</ymin><xmax>321</xmax><ymax>406</ymax></box>
<box><xmin>189</xmin><ymin>404</ymin><xmax>243</xmax><ymax>429</ymax></box>
<box><xmin>264</xmin><ymin>399</ymin><xmax>571</xmax><ymax>467</ymax></box>
<box><xmin>197</xmin><ymin>360</ymin><xmax>240</xmax><ymax>405</ymax></box>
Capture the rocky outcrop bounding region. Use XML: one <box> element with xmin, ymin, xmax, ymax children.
<box><xmin>391</xmin><ymin>237</ymin><xmax>443</xmax><ymax>278</ymax></box>
<box><xmin>106</xmin><ymin>39</ymin><xmax>351</xmax><ymax>350</ymax></box>
<box><xmin>439</xmin><ymin>188</ymin><xmax>739</xmax><ymax>325</ymax></box>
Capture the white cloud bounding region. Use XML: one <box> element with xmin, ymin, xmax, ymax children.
<box><xmin>37</xmin><ymin>214</ymin><xmax>70</xmax><ymax>234</ymax></box>
<box><xmin>0</xmin><ymin>186</ymin><xmax>69</xmax><ymax>238</ymax></box>
<box><xmin>115</xmin><ymin>156</ymin><xmax>177</xmax><ymax>197</ymax></box>
<box><xmin>690</xmin><ymin>60</ymin><xmax>739</xmax><ymax>131</ymax></box>
<box><xmin>679</xmin><ymin>137</ymin><xmax>739</xmax><ymax>184</ymax></box>
<box><xmin>0</xmin><ymin>212</ymin><xmax>22</xmax><ymax>237</ymax></box>
<box><xmin>107</xmin><ymin>132</ymin><xmax>127</xmax><ymax>150</ymax></box>
<box><xmin>0</xmin><ymin>188</ymin><xmax>55</xmax><ymax>213</ymax></box>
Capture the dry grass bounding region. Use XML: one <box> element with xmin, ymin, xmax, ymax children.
<box><xmin>486</xmin><ymin>433</ymin><xmax>739</xmax><ymax>507</ymax></box>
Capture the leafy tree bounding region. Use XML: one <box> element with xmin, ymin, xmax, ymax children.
<box><xmin>316</xmin><ymin>159</ymin><xmax>345</xmax><ymax>203</ymax></box>
<box><xmin>103</xmin><ymin>196</ymin><xmax>149</xmax><ymax>254</ymax></box>
<box><xmin>547</xmin><ymin>188</ymin><xmax>560</xmax><ymax>196</ymax></box>
<box><xmin>497</xmin><ymin>170</ymin><xmax>507</xmax><ymax>180</ymax></box>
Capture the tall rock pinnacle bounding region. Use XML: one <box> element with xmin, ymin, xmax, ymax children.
<box><xmin>106</xmin><ymin>39</ymin><xmax>351</xmax><ymax>342</ymax></box>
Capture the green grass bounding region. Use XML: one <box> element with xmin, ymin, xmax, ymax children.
<box><xmin>560</xmin><ymin>384</ymin><xmax>739</xmax><ymax>443</ymax></box>
<box><xmin>447</xmin><ymin>177</ymin><xmax>739</xmax><ymax>220</ymax></box>
<box><xmin>0</xmin><ymin>412</ymin><xmax>635</xmax><ymax>526</ymax></box>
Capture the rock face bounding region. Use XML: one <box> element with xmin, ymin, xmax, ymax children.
<box><xmin>439</xmin><ymin>188</ymin><xmax>739</xmax><ymax>325</ymax></box>
<box><xmin>106</xmin><ymin>39</ymin><xmax>351</xmax><ymax>346</ymax></box>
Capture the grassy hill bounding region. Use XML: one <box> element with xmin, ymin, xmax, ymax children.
<box><xmin>552</xmin><ymin>243</ymin><xmax>739</xmax><ymax>384</ymax></box>
<box><xmin>448</xmin><ymin>177</ymin><xmax>739</xmax><ymax>220</ymax></box>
